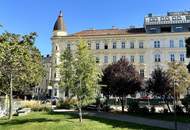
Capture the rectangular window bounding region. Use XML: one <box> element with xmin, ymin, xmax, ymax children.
<box><xmin>139</xmin><ymin>42</ymin><xmax>144</xmax><ymax>48</ymax></box>
<box><xmin>104</xmin><ymin>43</ymin><xmax>108</xmax><ymax>49</ymax></box>
<box><xmin>104</xmin><ymin>56</ymin><xmax>108</xmax><ymax>63</ymax></box>
<box><xmin>140</xmin><ymin>69</ymin><xmax>144</xmax><ymax>78</ymax></box>
<box><xmin>67</xmin><ymin>44</ymin><xmax>71</xmax><ymax>49</ymax></box>
<box><xmin>88</xmin><ymin>43</ymin><xmax>91</xmax><ymax>49</ymax></box>
<box><xmin>96</xmin><ymin>43</ymin><xmax>100</xmax><ymax>50</ymax></box>
<box><xmin>179</xmin><ymin>40</ymin><xmax>184</xmax><ymax>48</ymax></box>
<box><xmin>130</xmin><ymin>56</ymin><xmax>135</xmax><ymax>62</ymax></box>
<box><xmin>121</xmin><ymin>42</ymin><xmax>125</xmax><ymax>49</ymax></box>
<box><xmin>96</xmin><ymin>57</ymin><xmax>100</xmax><ymax>63</ymax></box>
<box><xmin>113</xmin><ymin>56</ymin><xmax>117</xmax><ymax>63</ymax></box>
<box><xmin>154</xmin><ymin>54</ymin><xmax>161</xmax><ymax>62</ymax></box>
<box><xmin>130</xmin><ymin>42</ymin><xmax>134</xmax><ymax>49</ymax></box>
<box><xmin>170</xmin><ymin>54</ymin><xmax>175</xmax><ymax>62</ymax></box>
<box><xmin>180</xmin><ymin>54</ymin><xmax>185</xmax><ymax>62</ymax></box>
<box><xmin>170</xmin><ymin>40</ymin><xmax>174</xmax><ymax>48</ymax></box>
<box><xmin>154</xmin><ymin>41</ymin><xmax>160</xmax><ymax>48</ymax></box>
<box><xmin>121</xmin><ymin>56</ymin><xmax>126</xmax><ymax>60</ymax></box>
<box><xmin>113</xmin><ymin>42</ymin><xmax>117</xmax><ymax>49</ymax></box>
<box><xmin>139</xmin><ymin>55</ymin><xmax>144</xmax><ymax>63</ymax></box>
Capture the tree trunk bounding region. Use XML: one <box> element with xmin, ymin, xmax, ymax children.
<box><xmin>164</xmin><ymin>97</ymin><xmax>171</xmax><ymax>113</ymax></box>
<box><xmin>121</xmin><ymin>96</ymin><xmax>124</xmax><ymax>113</ymax></box>
<box><xmin>8</xmin><ymin>74</ymin><xmax>13</xmax><ymax>120</ymax></box>
<box><xmin>78</xmin><ymin>107</ymin><xmax>82</xmax><ymax>123</ymax></box>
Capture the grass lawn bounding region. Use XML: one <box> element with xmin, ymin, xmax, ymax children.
<box><xmin>0</xmin><ymin>112</ymin><xmax>168</xmax><ymax>130</ymax></box>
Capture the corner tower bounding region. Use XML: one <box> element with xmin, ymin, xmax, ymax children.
<box><xmin>51</xmin><ymin>11</ymin><xmax>68</xmax><ymax>99</ymax></box>
<box><xmin>53</xmin><ymin>11</ymin><xmax>67</xmax><ymax>36</ymax></box>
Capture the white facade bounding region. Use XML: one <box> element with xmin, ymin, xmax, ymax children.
<box><xmin>51</xmin><ymin>11</ymin><xmax>190</xmax><ymax>98</ymax></box>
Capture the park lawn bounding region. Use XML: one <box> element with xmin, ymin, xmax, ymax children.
<box><xmin>0</xmin><ymin>112</ymin><xmax>168</xmax><ymax>130</ymax></box>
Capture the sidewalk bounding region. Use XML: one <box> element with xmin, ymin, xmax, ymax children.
<box><xmin>53</xmin><ymin>109</ymin><xmax>190</xmax><ymax>130</ymax></box>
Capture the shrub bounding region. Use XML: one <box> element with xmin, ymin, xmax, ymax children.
<box><xmin>128</xmin><ymin>101</ymin><xmax>139</xmax><ymax>113</ymax></box>
<box><xmin>139</xmin><ymin>107</ymin><xmax>149</xmax><ymax>113</ymax></box>
<box><xmin>182</xmin><ymin>95</ymin><xmax>190</xmax><ymax>113</ymax></box>
<box><xmin>56</xmin><ymin>98</ymin><xmax>77</xmax><ymax>109</ymax></box>
<box><xmin>21</xmin><ymin>100</ymin><xmax>51</xmax><ymax>112</ymax></box>
<box><xmin>163</xmin><ymin>108</ymin><xmax>168</xmax><ymax>114</ymax></box>
<box><xmin>150</xmin><ymin>106</ymin><xmax>156</xmax><ymax>113</ymax></box>
<box><xmin>175</xmin><ymin>105</ymin><xmax>184</xmax><ymax>114</ymax></box>
<box><xmin>102</xmin><ymin>105</ymin><xmax>112</xmax><ymax>112</ymax></box>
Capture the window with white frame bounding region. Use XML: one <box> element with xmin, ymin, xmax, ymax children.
<box><xmin>154</xmin><ymin>41</ymin><xmax>160</xmax><ymax>48</ymax></box>
<box><xmin>170</xmin><ymin>40</ymin><xmax>174</xmax><ymax>48</ymax></box>
<box><xmin>130</xmin><ymin>56</ymin><xmax>135</xmax><ymax>62</ymax></box>
<box><xmin>121</xmin><ymin>56</ymin><xmax>126</xmax><ymax>60</ymax></box>
<box><xmin>180</xmin><ymin>53</ymin><xmax>185</xmax><ymax>62</ymax></box>
<box><xmin>96</xmin><ymin>43</ymin><xmax>100</xmax><ymax>50</ymax></box>
<box><xmin>139</xmin><ymin>42</ymin><xmax>144</xmax><ymax>48</ymax></box>
<box><xmin>140</xmin><ymin>69</ymin><xmax>144</xmax><ymax>78</ymax></box>
<box><xmin>67</xmin><ymin>44</ymin><xmax>71</xmax><ymax>49</ymax></box>
<box><xmin>121</xmin><ymin>42</ymin><xmax>125</xmax><ymax>49</ymax></box>
<box><xmin>179</xmin><ymin>40</ymin><xmax>184</xmax><ymax>48</ymax></box>
<box><xmin>113</xmin><ymin>56</ymin><xmax>117</xmax><ymax>63</ymax></box>
<box><xmin>104</xmin><ymin>56</ymin><xmax>108</xmax><ymax>63</ymax></box>
<box><xmin>154</xmin><ymin>54</ymin><xmax>161</xmax><ymax>62</ymax></box>
<box><xmin>130</xmin><ymin>42</ymin><xmax>134</xmax><ymax>48</ymax></box>
<box><xmin>170</xmin><ymin>54</ymin><xmax>175</xmax><ymax>62</ymax></box>
<box><xmin>113</xmin><ymin>42</ymin><xmax>117</xmax><ymax>49</ymax></box>
<box><xmin>139</xmin><ymin>55</ymin><xmax>144</xmax><ymax>63</ymax></box>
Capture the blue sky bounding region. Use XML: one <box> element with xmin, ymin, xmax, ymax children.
<box><xmin>0</xmin><ymin>0</ymin><xmax>190</xmax><ymax>55</ymax></box>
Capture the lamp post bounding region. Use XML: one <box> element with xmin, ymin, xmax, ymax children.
<box><xmin>173</xmin><ymin>79</ymin><xmax>177</xmax><ymax>130</ymax></box>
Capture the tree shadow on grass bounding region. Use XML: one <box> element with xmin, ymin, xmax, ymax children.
<box><xmin>49</xmin><ymin>112</ymin><xmax>168</xmax><ymax>130</ymax></box>
<box><xmin>0</xmin><ymin>118</ymin><xmax>60</xmax><ymax>126</ymax></box>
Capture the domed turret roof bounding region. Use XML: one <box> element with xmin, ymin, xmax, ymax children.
<box><xmin>53</xmin><ymin>11</ymin><xmax>66</xmax><ymax>31</ymax></box>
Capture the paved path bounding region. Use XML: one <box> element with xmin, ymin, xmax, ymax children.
<box><xmin>53</xmin><ymin>109</ymin><xmax>190</xmax><ymax>130</ymax></box>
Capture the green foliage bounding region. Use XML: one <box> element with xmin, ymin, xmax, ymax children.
<box><xmin>59</xmin><ymin>39</ymin><xmax>102</xmax><ymax>122</ymax></box>
<box><xmin>0</xmin><ymin>32</ymin><xmax>44</xmax><ymax>119</ymax></box>
<box><xmin>175</xmin><ymin>105</ymin><xmax>184</xmax><ymax>114</ymax></box>
<box><xmin>102</xmin><ymin>59</ymin><xmax>142</xmax><ymax>112</ymax></box>
<box><xmin>128</xmin><ymin>101</ymin><xmax>140</xmax><ymax>113</ymax></box>
<box><xmin>56</xmin><ymin>98</ymin><xmax>77</xmax><ymax>109</ymax></box>
<box><xmin>182</xmin><ymin>95</ymin><xmax>190</xmax><ymax>113</ymax></box>
<box><xmin>59</xmin><ymin>48</ymin><xmax>75</xmax><ymax>93</ymax></box>
<box><xmin>21</xmin><ymin>100</ymin><xmax>51</xmax><ymax>112</ymax></box>
<box><xmin>150</xmin><ymin>106</ymin><xmax>156</xmax><ymax>113</ymax></box>
<box><xmin>0</xmin><ymin>32</ymin><xmax>44</xmax><ymax>94</ymax></box>
<box><xmin>146</xmin><ymin>67</ymin><xmax>171</xmax><ymax>96</ymax></box>
<box><xmin>167</xmin><ymin>62</ymin><xmax>190</xmax><ymax>97</ymax></box>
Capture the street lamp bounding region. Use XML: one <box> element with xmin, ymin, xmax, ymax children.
<box><xmin>173</xmin><ymin>79</ymin><xmax>177</xmax><ymax>130</ymax></box>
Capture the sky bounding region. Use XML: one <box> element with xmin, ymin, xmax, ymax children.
<box><xmin>0</xmin><ymin>0</ymin><xmax>190</xmax><ymax>55</ymax></box>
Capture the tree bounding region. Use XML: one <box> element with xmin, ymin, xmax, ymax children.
<box><xmin>101</xmin><ymin>65</ymin><xmax>113</xmax><ymax>105</ymax></box>
<box><xmin>0</xmin><ymin>32</ymin><xmax>44</xmax><ymax>119</ymax></box>
<box><xmin>59</xmin><ymin>47</ymin><xmax>75</xmax><ymax>97</ymax></box>
<box><xmin>146</xmin><ymin>67</ymin><xmax>172</xmax><ymax>112</ymax></box>
<box><xmin>102</xmin><ymin>59</ymin><xmax>142</xmax><ymax>112</ymax></box>
<box><xmin>59</xmin><ymin>39</ymin><xmax>102</xmax><ymax>122</ymax></box>
<box><xmin>185</xmin><ymin>37</ymin><xmax>190</xmax><ymax>58</ymax></box>
<box><xmin>167</xmin><ymin>62</ymin><xmax>190</xmax><ymax>100</ymax></box>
